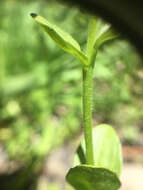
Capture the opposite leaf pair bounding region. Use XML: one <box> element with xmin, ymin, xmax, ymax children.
<box><xmin>30</xmin><ymin>13</ymin><xmax>118</xmax><ymax>66</ymax></box>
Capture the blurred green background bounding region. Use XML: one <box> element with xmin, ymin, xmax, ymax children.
<box><xmin>0</xmin><ymin>0</ymin><xmax>143</xmax><ymax>190</ymax></box>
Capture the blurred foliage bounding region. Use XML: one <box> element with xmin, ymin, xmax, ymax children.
<box><xmin>0</xmin><ymin>0</ymin><xmax>85</xmax><ymax>163</ymax></box>
<box><xmin>0</xmin><ymin>0</ymin><xmax>143</xmax><ymax>189</ymax></box>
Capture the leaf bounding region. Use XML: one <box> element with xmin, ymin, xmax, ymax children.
<box><xmin>66</xmin><ymin>165</ymin><xmax>121</xmax><ymax>190</ymax></box>
<box><xmin>86</xmin><ymin>17</ymin><xmax>119</xmax><ymax>65</ymax></box>
<box><xmin>74</xmin><ymin>124</ymin><xmax>123</xmax><ymax>177</ymax></box>
<box><xmin>30</xmin><ymin>13</ymin><xmax>88</xmax><ymax>65</ymax></box>
<box><xmin>94</xmin><ymin>22</ymin><xmax>119</xmax><ymax>50</ymax></box>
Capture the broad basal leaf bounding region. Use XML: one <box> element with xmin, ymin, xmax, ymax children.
<box><xmin>74</xmin><ymin>124</ymin><xmax>123</xmax><ymax>177</ymax></box>
<box><xmin>66</xmin><ymin>165</ymin><xmax>121</xmax><ymax>190</ymax></box>
<box><xmin>30</xmin><ymin>13</ymin><xmax>87</xmax><ymax>65</ymax></box>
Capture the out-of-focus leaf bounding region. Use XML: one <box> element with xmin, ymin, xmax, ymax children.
<box><xmin>31</xmin><ymin>13</ymin><xmax>88</xmax><ymax>65</ymax></box>
<box><xmin>0</xmin><ymin>65</ymin><xmax>47</xmax><ymax>97</ymax></box>
<box><xmin>66</xmin><ymin>165</ymin><xmax>121</xmax><ymax>190</ymax></box>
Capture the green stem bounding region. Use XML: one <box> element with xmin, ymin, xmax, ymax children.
<box><xmin>82</xmin><ymin>64</ymin><xmax>94</xmax><ymax>165</ymax></box>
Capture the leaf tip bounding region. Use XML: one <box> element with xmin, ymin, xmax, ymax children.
<box><xmin>30</xmin><ymin>13</ymin><xmax>37</xmax><ymax>18</ymax></box>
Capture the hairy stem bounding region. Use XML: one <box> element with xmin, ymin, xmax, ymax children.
<box><xmin>82</xmin><ymin>65</ymin><xmax>94</xmax><ymax>165</ymax></box>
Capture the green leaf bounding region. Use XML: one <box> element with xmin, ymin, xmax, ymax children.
<box><xmin>66</xmin><ymin>165</ymin><xmax>121</xmax><ymax>190</ymax></box>
<box><xmin>74</xmin><ymin>124</ymin><xmax>123</xmax><ymax>176</ymax></box>
<box><xmin>30</xmin><ymin>13</ymin><xmax>88</xmax><ymax>65</ymax></box>
<box><xmin>94</xmin><ymin>22</ymin><xmax>119</xmax><ymax>50</ymax></box>
<box><xmin>86</xmin><ymin>17</ymin><xmax>119</xmax><ymax>66</ymax></box>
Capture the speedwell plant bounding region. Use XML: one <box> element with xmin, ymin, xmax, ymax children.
<box><xmin>31</xmin><ymin>12</ymin><xmax>123</xmax><ymax>190</ymax></box>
